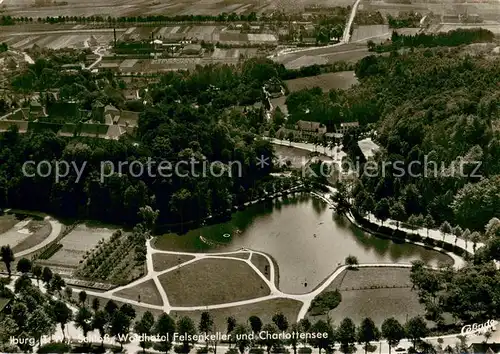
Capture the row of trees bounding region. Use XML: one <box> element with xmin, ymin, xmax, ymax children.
<box><xmin>370</xmin><ymin>28</ymin><xmax>494</xmax><ymax>52</ymax></box>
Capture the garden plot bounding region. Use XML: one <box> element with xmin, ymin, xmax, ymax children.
<box><xmin>10</xmin><ymin>36</ymin><xmax>39</xmax><ymax>49</ymax></box>
<box><xmin>48</xmin><ymin>223</ymin><xmax>115</xmax><ymax>267</ymax></box>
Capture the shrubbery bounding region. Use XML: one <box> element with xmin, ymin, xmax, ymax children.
<box><xmin>309</xmin><ymin>290</ymin><xmax>342</xmax><ymax>316</ymax></box>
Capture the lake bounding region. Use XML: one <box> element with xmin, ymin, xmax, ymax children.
<box><xmin>154</xmin><ymin>194</ymin><xmax>453</xmax><ymax>294</ymax></box>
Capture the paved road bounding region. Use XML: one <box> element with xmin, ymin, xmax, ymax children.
<box><xmin>342</xmin><ymin>0</ymin><xmax>363</xmax><ymax>43</ymax></box>
<box><xmin>271</xmin><ymin>0</ymin><xmax>362</xmax><ymax>58</ymax></box>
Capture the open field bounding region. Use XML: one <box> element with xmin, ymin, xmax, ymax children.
<box><xmin>285</xmin><ymin>71</ymin><xmax>358</xmax><ymax>92</ymax></box>
<box><xmin>2</xmin><ymin>0</ymin><xmax>356</xmax><ymax>18</ymax></box>
<box><xmin>324</xmin><ymin>287</ymin><xmax>424</xmax><ymax>326</ymax></box>
<box><xmin>171</xmin><ymin>298</ymin><xmax>303</xmax><ymax>329</ymax></box>
<box><xmin>323</xmin><ymin>267</ymin><xmax>413</xmax><ymax>292</ymax></box>
<box><xmin>157</xmin><ymin>258</ymin><xmax>270</xmax><ymax>306</ymax></box>
<box><xmin>308</xmin><ymin>267</ymin><xmax>423</xmax><ymax>325</ymax></box>
<box><xmin>48</xmin><ymin>223</ymin><xmax>115</xmax><ymax>267</ymax></box>
<box><xmin>361</xmin><ymin>0</ymin><xmax>500</xmax><ymax>22</ymax></box>
<box><xmin>274</xmin><ymin>43</ymin><xmax>371</xmax><ymax>69</ymax></box>
<box><xmin>152</xmin><ymin>253</ymin><xmax>195</xmax><ymax>272</ymax></box>
<box><xmin>113</xmin><ymin>279</ymin><xmax>163</xmax><ymax>306</ymax></box>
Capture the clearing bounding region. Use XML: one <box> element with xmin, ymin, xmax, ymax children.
<box><xmin>323</xmin><ymin>287</ymin><xmax>424</xmax><ymax>326</ymax></box>
<box><xmin>307</xmin><ymin>267</ymin><xmax>423</xmax><ymax>325</ymax></box>
<box><xmin>152</xmin><ymin>253</ymin><xmax>195</xmax><ymax>272</ymax></box>
<box><xmin>158</xmin><ymin>258</ymin><xmax>270</xmax><ymax>306</ymax></box>
<box><xmin>113</xmin><ymin>279</ymin><xmax>163</xmax><ymax>306</ymax></box>
<box><xmin>285</xmin><ymin>72</ymin><xmax>358</xmax><ymax>93</ymax></box>
<box><xmin>171</xmin><ymin>298</ymin><xmax>303</xmax><ymax>329</ymax></box>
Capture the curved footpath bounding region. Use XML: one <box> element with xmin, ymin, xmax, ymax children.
<box><xmin>4</xmin><ymin>216</ymin><xmax>491</xmax><ymax>353</ymax></box>
<box><xmin>2</xmin><ymin>194</ymin><xmax>489</xmax><ymax>353</ymax></box>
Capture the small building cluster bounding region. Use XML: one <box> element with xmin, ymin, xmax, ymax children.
<box><xmin>0</xmin><ymin>100</ymin><xmax>138</xmax><ymax>140</ymax></box>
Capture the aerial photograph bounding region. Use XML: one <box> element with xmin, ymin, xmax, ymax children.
<box><xmin>0</xmin><ymin>0</ymin><xmax>499</xmax><ymax>352</ymax></box>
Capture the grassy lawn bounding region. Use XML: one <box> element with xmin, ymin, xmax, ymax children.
<box><xmin>12</xmin><ymin>220</ymin><xmax>52</xmax><ymax>254</ymax></box>
<box><xmin>320</xmin><ymin>288</ymin><xmax>424</xmax><ymax>326</ymax></box>
<box><xmin>307</xmin><ymin>267</ymin><xmax>422</xmax><ymax>324</ymax></box>
<box><xmin>158</xmin><ymin>258</ymin><xmax>270</xmax><ymax>306</ymax></box>
<box><xmin>152</xmin><ymin>253</ymin><xmax>195</xmax><ymax>272</ymax></box>
<box><xmin>171</xmin><ymin>298</ymin><xmax>303</xmax><ymax>330</ymax></box>
<box><xmin>285</xmin><ymin>72</ymin><xmax>358</xmax><ymax>93</ymax></box>
<box><xmin>323</xmin><ymin>267</ymin><xmax>413</xmax><ymax>292</ymax></box>
<box><xmin>113</xmin><ymin>279</ymin><xmax>163</xmax><ymax>306</ymax></box>
<box><xmin>250</xmin><ymin>253</ymin><xmax>271</xmax><ymax>281</ymax></box>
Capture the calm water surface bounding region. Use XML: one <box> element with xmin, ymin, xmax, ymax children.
<box><xmin>155</xmin><ymin>194</ymin><xmax>453</xmax><ymax>294</ymax></box>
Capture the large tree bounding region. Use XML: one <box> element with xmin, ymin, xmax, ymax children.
<box><xmin>1</xmin><ymin>245</ymin><xmax>14</xmax><ymax>277</ymax></box>
<box><xmin>75</xmin><ymin>306</ymin><xmax>93</xmax><ymax>342</ymax></box>
<box><xmin>405</xmin><ymin>316</ymin><xmax>429</xmax><ymax>349</ymax></box>
<box><xmin>177</xmin><ymin>316</ymin><xmax>197</xmax><ymax>353</ymax></box>
<box><xmin>154</xmin><ymin>313</ymin><xmax>176</xmax><ymax>354</ymax></box>
<box><xmin>381</xmin><ymin>318</ymin><xmax>405</xmax><ymax>354</ymax></box>
<box><xmin>134</xmin><ymin>311</ymin><xmax>155</xmax><ymax>353</ymax></box>
<box><xmin>337</xmin><ymin>317</ymin><xmax>356</xmax><ymax>354</ymax></box>
<box><xmin>26</xmin><ymin>308</ymin><xmax>56</xmax><ymax>348</ymax></box>
<box><xmin>53</xmin><ymin>300</ymin><xmax>72</xmax><ymax>340</ymax></box>
<box><xmin>110</xmin><ymin>309</ymin><xmax>132</xmax><ymax>351</ymax></box>
<box><xmin>272</xmin><ymin>312</ymin><xmax>289</xmax><ymax>331</ymax></box>
<box><xmin>249</xmin><ymin>315</ymin><xmax>263</xmax><ymax>334</ymax></box>
<box><xmin>357</xmin><ymin>317</ymin><xmax>380</xmax><ymax>354</ymax></box>
<box><xmin>92</xmin><ymin>310</ymin><xmax>109</xmax><ymax>348</ymax></box>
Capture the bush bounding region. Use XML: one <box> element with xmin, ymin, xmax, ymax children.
<box><xmin>39</xmin><ymin>243</ymin><xmax>63</xmax><ymax>260</ymax></box>
<box><xmin>197</xmin><ymin>348</ymin><xmax>209</xmax><ymax>354</ymax></box>
<box><xmin>226</xmin><ymin>349</ymin><xmax>239</xmax><ymax>354</ymax></box>
<box><xmin>345</xmin><ymin>255</ymin><xmax>358</xmax><ymax>266</ymax></box>
<box><xmin>309</xmin><ymin>290</ymin><xmax>342</xmax><ymax>315</ymax></box>
<box><xmin>38</xmin><ymin>342</ymin><xmax>71</xmax><ymax>353</ymax></box>
<box><xmin>298</xmin><ymin>348</ymin><xmax>312</xmax><ymax>354</ymax></box>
